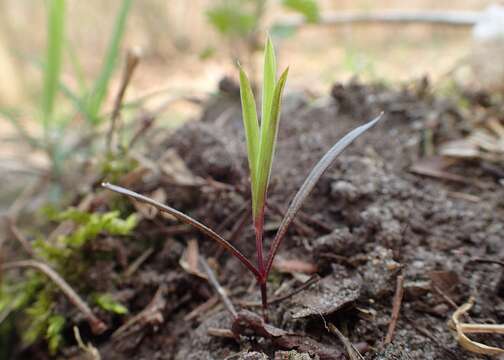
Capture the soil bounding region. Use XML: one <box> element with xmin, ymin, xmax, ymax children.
<box><xmin>9</xmin><ymin>79</ymin><xmax>504</xmax><ymax>359</ymax></box>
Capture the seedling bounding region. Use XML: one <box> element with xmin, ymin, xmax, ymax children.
<box><xmin>102</xmin><ymin>37</ymin><xmax>382</xmax><ymax>320</ymax></box>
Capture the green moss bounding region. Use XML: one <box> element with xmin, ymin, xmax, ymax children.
<box><xmin>5</xmin><ymin>208</ymin><xmax>137</xmax><ymax>354</ymax></box>
<box><xmin>93</xmin><ymin>293</ymin><xmax>128</xmax><ymax>315</ymax></box>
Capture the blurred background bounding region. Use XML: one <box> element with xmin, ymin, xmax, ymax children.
<box><xmin>1</xmin><ymin>0</ymin><xmax>503</xmax><ymax>208</ymax></box>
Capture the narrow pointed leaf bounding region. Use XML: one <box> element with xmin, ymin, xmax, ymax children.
<box><xmin>42</xmin><ymin>0</ymin><xmax>65</xmax><ymax>135</ymax></box>
<box><xmin>102</xmin><ymin>183</ymin><xmax>260</xmax><ymax>278</ymax></box>
<box><xmin>86</xmin><ymin>0</ymin><xmax>132</xmax><ymax>124</ymax></box>
<box><xmin>260</xmin><ymin>36</ymin><xmax>277</xmax><ymax>143</ymax></box>
<box><xmin>239</xmin><ymin>66</ymin><xmax>260</xmax><ymax>215</ymax></box>
<box><xmin>254</xmin><ymin>67</ymin><xmax>289</xmax><ymax>220</ymax></box>
<box><xmin>265</xmin><ymin>113</ymin><xmax>384</xmax><ymax>275</ymax></box>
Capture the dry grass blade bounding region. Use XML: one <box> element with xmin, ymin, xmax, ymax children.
<box><xmin>449</xmin><ymin>297</ymin><xmax>504</xmax><ymax>355</ymax></box>
<box><xmin>265</xmin><ymin>113</ymin><xmax>384</xmax><ymax>275</ymax></box>
<box><xmin>199</xmin><ymin>256</ymin><xmax>237</xmax><ymax>318</ymax></box>
<box><xmin>101</xmin><ymin>182</ymin><xmax>260</xmax><ymax>278</ymax></box>
<box><xmin>328</xmin><ymin>323</ymin><xmax>365</xmax><ymax>360</ymax></box>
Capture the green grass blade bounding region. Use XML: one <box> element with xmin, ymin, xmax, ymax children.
<box><xmin>42</xmin><ymin>0</ymin><xmax>65</xmax><ymax>136</ymax></box>
<box><xmin>254</xmin><ymin>67</ymin><xmax>289</xmax><ymax>219</ymax></box>
<box><xmin>260</xmin><ymin>36</ymin><xmax>276</xmax><ymax>144</ymax></box>
<box><xmin>239</xmin><ymin>66</ymin><xmax>260</xmax><ymax>215</ymax></box>
<box><xmin>86</xmin><ymin>0</ymin><xmax>133</xmax><ymax>124</ymax></box>
<box><xmin>265</xmin><ymin>113</ymin><xmax>384</xmax><ymax>275</ymax></box>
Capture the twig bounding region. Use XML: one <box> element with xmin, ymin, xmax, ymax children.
<box><xmin>385</xmin><ymin>274</ymin><xmax>404</xmax><ymax>344</ymax></box>
<box><xmin>199</xmin><ymin>256</ymin><xmax>237</xmax><ymax>319</ymax></box>
<box><xmin>1</xmin><ymin>260</ymin><xmax>107</xmax><ymax>334</ymax></box>
<box><xmin>107</xmin><ymin>47</ymin><xmax>142</xmax><ymax>152</ymax></box>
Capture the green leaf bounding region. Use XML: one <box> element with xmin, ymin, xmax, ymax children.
<box><xmin>94</xmin><ymin>294</ymin><xmax>128</xmax><ymax>315</ymax></box>
<box><xmin>42</xmin><ymin>0</ymin><xmax>65</xmax><ymax>134</ymax></box>
<box><xmin>282</xmin><ymin>0</ymin><xmax>320</xmax><ymax>23</ymax></box>
<box><xmin>239</xmin><ymin>65</ymin><xmax>260</xmax><ymax>214</ymax></box>
<box><xmin>254</xmin><ymin>67</ymin><xmax>289</xmax><ymax>219</ymax></box>
<box><xmin>46</xmin><ymin>314</ymin><xmax>65</xmax><ymax>354</ymax></box>
<box><xmin>86</xmin><ymin>0</ymin><xmax>132</xmax><ymax>124</ymax></box>
<box><xmin>260</xmin><ymin>36</ymin><xmax>276</xmax><ymax>155</ymax></box>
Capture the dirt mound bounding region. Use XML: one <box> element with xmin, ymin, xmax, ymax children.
<box><xmin>12</xmin><ymin>80</ymin><xmax>504</xmax><ymax>359</ymax></box>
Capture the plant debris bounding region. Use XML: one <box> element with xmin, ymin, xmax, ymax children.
<box><xmin>449</xmin><ymin>297</ymin><xmax>504</xmax><ymax>356</ymax></box>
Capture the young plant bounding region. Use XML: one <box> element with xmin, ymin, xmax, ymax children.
<box><xmin>102</xmin><ymin>37</ymin><xmax>382</xmax><ymax>320</ymax></box>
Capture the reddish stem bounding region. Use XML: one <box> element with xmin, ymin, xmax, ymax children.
<box><xmin>254</xmin><ymin>207</ymin><xmax>269</xmax><ymax>321</ymax></box>
<box><xmin>254</xmin><ymin>210</ymin><xmax>266</xmax><ymax>277</ymax></box>
<box><xmin>260</xmin><ymin>281</ymin><xmax>268</xmax><ymax>322</ymax></box>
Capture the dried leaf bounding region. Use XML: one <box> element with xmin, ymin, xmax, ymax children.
<box><xmin>179</xmin><ymin>239</ymin><xmax>206</xmax><ymax>279</ymax></box>
<box><xmin>429</xmin><ymin>270</ymin><xmax>459</xmax><ymax>297</ymax></box>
